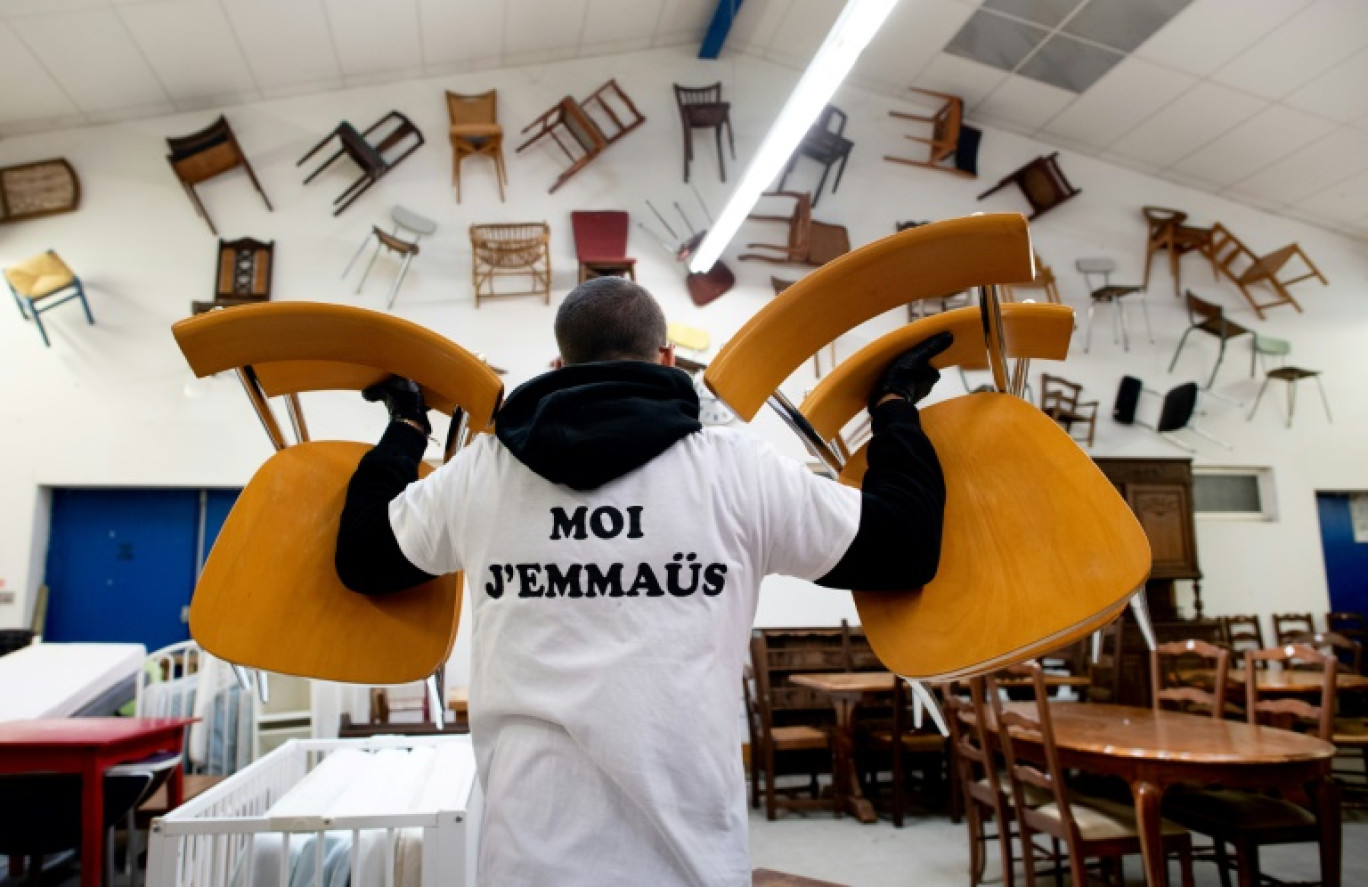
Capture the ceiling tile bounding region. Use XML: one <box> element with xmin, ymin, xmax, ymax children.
<box><xmin>1229</xmin><ymin>126</ymin><xmax>1368</xmax><ymax>204</ymax></box>
<box><xmin>1016</xmin><ymin>33</ymin><xmax>1124</xmax><ymax>92</ymax></box>
<box><xmin>504</xmin><ymin>0</ymin><xmax>588</xmax><ymax>56</ymax></box>
<box><xmin>974</xmin><ymin>73</ymin><xmax>1075</xmax><ymax>130</ymax></box>
<box><xmin>1107</xmin><ymin>80</ymin><xmax>1266</xmax><ymax>167</ymax></box>
<box><xmin>1294</xmin><ymin>168</ymin><xmax>1368</xmax><ymax>224</ymax></box>
<box><xmin>1282</xmin><ymin>47</ymin><xmax>1368</xmax><ymax>123</ymax></box>
<box><xmin>1169</xmin><ymin>103</ymin><xmax>1337</xmax><ymax>187</ymax></box>
<box><xmin>766</xmin><ymin>0</ymin><xmax>841</xmax><ymax>68</ymax></box>
<box><xmin>0</xmin><ymin>22</ymin><xmax>79</xmax><ymax>124</ymax></box>
<box><xmin>417</xmin><ymin>0</ymin><xmax>505</xmax><ymax>67</ymax></box>
<box><xmin>1061</xmin><ymin>0</ymin><xmax>1192</xmax><ymax>52</ymax></box>
<box><xmin>9</xmin><ymin>8</ymin><xmax>169</xmax><ymax>112</ymax></box>
<box><xmin>945</xmin><ymin>8</ymin><xmax>1049</xmax><ymax>72</ymax></box>
<box><xmin>221</xmin><ymin>0</ymin><xmax>341</xmax><ymax>89</ymax></box>
<box><xmin>913</xmin><ymin>53</ymin><xmax>1009</xmax><ymax>107</ymax></box>
<box><xmin>323</xmin><ymin>0</ymin><xmax>422</xmax><ymax>77</ymax></box>
<box><xmin>582</xmin><ymin>0</ymin><xmax>665</xmax><ymax>47</ymax></box>
<box><xmin>1041</xmin><ymin>56</ymin><xmax>1195</xmax><ymax>147</ymax></box>
<box><xmin>981</xmin><ymin>0</ymin><xmax>1080</xmax><ymax>29</ymax></box>
<box><xmin>119</xmin><ymin>0</ymin><xmax>258</xmax><ymax>100</ymax></box>
<box><xmin>1210</xmin><ymin>0</ymin><xmax>1368</xmax><ymax>100</ymax></box>
<box><xmin>726</xmin><ymin>0</ymin><xmax>790</xmax><ymax>55</ymax></box>
<box><xmin>1134</xmin><ymin>0</ymin><xmax>1310</xmax><ymax>77</ymax></box>
<box><xmin>854</xmin><ymin>0</ymin><xmax>975</xmax><ymax>89</ymax></box>
<box><xmin>654</xmin><ymin>0</ymin><xmax>713</xmax><ymax>42</ymax></box>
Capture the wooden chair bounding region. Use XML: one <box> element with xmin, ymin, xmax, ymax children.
<box><xmin>1151</xmin><ymin>639</ymin><xmax>1229</xmax><ymax>718</ymax></box>
<box><xmin>1039</xmin><ymin>374</ymin><xmax>1097</xmax><ymax>448</ymax></box>
<box><xmin>885</xmin><ymin>88</ymin><xmax>980</xmax><ymax>179</ymax></box>
<box><xmin>517</xmin><ymin>79</ymin><xmax>645</xmax><ymax>193</ymax></box>
<box><xmin>446</xmin><ymin>90</ymin><xmax>506</xmax><ymax>202</ymax></box>
<box><xmin>778</xmin><ymin>104</ymin><xmax>853</xmax><ymax>207</ymax></box>
<box><xmin>1163</xmin><ymin>646</ymin><xmax>1336</xmax><ymax>887</ymax></box>
<box><xmin>469</xmin><ymin>222</ymin><xmax>552</xmax><ymax>307</ymax></box>
<box><xmin>770</xmin><ymin>277</ymin><xmax>835</xmax><ymax>378</ymax></box>
<box><xmin>1327</xmin><ymin>613</ymin><xmax>1367</xmax><ymax>661</ymax></box>
<box><xmin>192</xmin><ymin>237</ymin><xmax>274</xmax><ymax>316</ymax></box>
<box><xmin>1076</xmin><ymin>257</ymin><xmax>1150</xmax><ymax>353</ymax></box>
<box><xmin>571</xmin><ymin>210</ymin><xmax>636</xmax><ymax>282</ymax></box>
<box><xmin>1205</xmin><ymin>223</ymin><xmax>1327</xmax><ymax>319</ymax></box>
<box><xmin>0</xmin><ymin>157</ymin><xmax>80</xmax><ymax>225</ymax></box>
<box><xmin>1246</xmin><ymin>335</ymin><xmax>1331</xmax><ymax>428</ymax></box>
<box><xmin>674</xmin><ymin>82</ymin><xmax>734</xmax><ymax>183</ymax></box>
<box><xmin>746</xmin><ymin>632</ymin><xmax>833</xmax><ymax>820</ymax></box>
<box><xmin>1084</xmin><ymin>617</ymin><xmax>1126</xmax><ymax>706</ymax></box>
<box><xmin>1286</xmin><ymin>631</ymin><xmax>1363</xmax><ymax>676</ymax></box>
<box><xmin>1142</xmin><ymin>207</ymin><xmax>1216</xmax><ymax>299</ymax></box>
<box><xmin>297</xmin><ymin>111</ymin><xmax>425</xmax><ymax>216</ymax></box>
<box><xmin>977</xmin><ymin>154</ymin><xmax>1079</xmax><ymax>220</ymax></box>
<box><xmin>341</xmin><ymin>206</ymin><xmax>437</xmax><ymax>310</ymax></box>
<box><xmin>170</xmin><ymin>303</ymin><xmax>503</xmax><ymax>698</ymax></box>
<box><xmin>1274</xmin><ymin>613</ymin><xmax>1317</xmax><ymax>645</ymax></box>
<box><xmin>4</xmin><ymin>249</ymin><xmax>95</xmax><ymax>347</ymax></box>
<box><xmin>1223</xmin><ymin>615</ymin><xmax>1266</xmax><ymax>662</ymax></box>
<box><xmin>988</xmin><ymin>661</ymin><xmax>1196</xmax><ymax>887</ymax></box>
<box><xmin>739</xmin><ymin>191</ymin><xmax>851</xmax><ymax>267</ymax></box>
<box><xmin>705</xmin><ymin>214</ymin><xmax>1152</xmax><ymax>681</ymax></box>
<box><xmin>1167</xmin><ymin>290</ymin><xmax>1251</xmax><ymax>389</ymax></box>
<box><xmin>165</xmin><ymin>116</ymin><xmax>271</xmax><ymax>235</ymax></box>
<box><xmin>856</xmin><ymin>675</ymin><xmax>949</xmax><ymax>827</ymax></box>
<box><xmin>1000</xmin><ymin>252</ymin><xmax>1061</xmax><ymax>304</ymax></box>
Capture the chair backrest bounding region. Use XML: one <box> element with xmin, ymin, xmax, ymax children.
<box><xmin>943</xmin><ymin>679</ymin><xmax>999</xmax><ymax>797</ymax></box>
<box><xmin>166</xmin><ymin>115</ymin><xmax>235</xmax><ymax>162</ymax></box>
<box><xmin>815</xmin><ymin>104</ymin><xmax>847</xmax><ymax>136</ymax></box>
<box><xmin>1143</xmin><ymin>206</ymin><xmax>1186</xmax><ymax>242</ymax></box>
<box><xmin>675</xmin><ymin>82</ymin><xmax>722</xmax><ymax>108</ymax></box>
<box><xmin>1156</xmin><ymin>382</ymin><xmax>1199</xmax><ymax>433</ymax></box>
<box><xmin>446</xmin><ymin>90</ymin><xmax>497</xmax><ymax>127</ymax></box>
<box><xmin>1075</xmin><ymin>256</ymin><xmax>1115</xmax><ymax>290</ymax></box>
<box><xmin>1223</xmin><ymin>614</ymin><xmax>1266</xmax><ymax>655</ymax></box>
<box><xmin>1151</xmin><ymin>639</ymin><xmax>1228</xmax><ymax>718</ymax></box>
<box><xmin>1274</xmin><ymin>612</ymin><xmax>1316</xmax><ymax>643</ymax></box>
<box><xmin>1287</xmin><ymin>630</ymin><xmax>1363</xmax><ymax>675</ymax></box>
<box><xmin>706</xmin><ymin>214</ymin><xmax>1036</xmax><ymax>421</ymax></box>
<box><xmin>1245</xmin><ymin>645</ymin><xmax>1335</xmax><ymax>741</ymax></box>
<box><xmin>171</xmin><ymin>303</ymin><xmax>504</xmax><ymax>685</ymax></box>
<box><xmin>1112</xmin><ymin>375</ymin><xmax>1143</xmax><ymax>424</ymax></box>
<box><xmin>1040</xmin><ymin>373</ymin><xmax>1084</xmax><ymax>415</ymax></box>
<box><xmin>215</xmin><ymin>238</ymin><xmax>273</xmax><ymax>300</ymax></box>
<box><xmin>571</xmin><ymin>210</ymin><xmax>630</xmax><ymax>259</ymax></box>
<box><xmin>987</xmin><ymin>662</ymin><xmax>1076</xmax><ymax>839</ymax></box>
<box><xmin>1184</xmin><ymin>290</ymin><xmax>1223</xmax><ymax>324</ymax></box>
<box><xmin>1327</xmin><ymin>611</ymin><xmax>1367</xmax><ymax>643</ymax></box>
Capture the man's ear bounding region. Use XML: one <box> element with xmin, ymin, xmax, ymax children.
<box><xmin>658</xmin><ymin>344</ymin><xmax>675</xmax><ymax>367</ymax></box>
<box><xmin>552</xmin><ymin>356</ymin><xmax>564</xmax><ymax>369</ymax></box>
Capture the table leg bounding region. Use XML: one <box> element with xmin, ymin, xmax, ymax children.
<box><xmin>170</xmin><ymin>763</ymin><xmax>185</xmax><ymax>808</ymax></box>
<box><xmin>81</xmin><ymin>759</ymin><xmax>104</xmax><ymax>887</ymax></box>
<box><xmin>1132</xmin><ymin>779</ymin><xmax>1168</xmax><ymax>887</ymax></box>
<box><xmin>1307</xmin><ymin>776</ymin><xmax>1341</xmax><ymax>887</ymax></box>
<box><xmin>829</xmin><ymin>697</ymin><xmax>877</xmax><ymax>824</ymax></box>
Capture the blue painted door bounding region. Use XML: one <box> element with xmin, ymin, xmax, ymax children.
<box><xmin>1317</xmin><ymin>492</ymin><xmax>1368</xmax><ymax>616</ymax></box>
<box><xmin>45</xmin><ymin>488</ymin><xmax>243</xmax><ymax>650</ymax></box>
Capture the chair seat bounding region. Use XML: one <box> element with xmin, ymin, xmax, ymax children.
<box><xmin>1333</xmin><ymin>717</ymin><xmax>1368</xmax><ymax>745</ymax></box>
<box><xmin>865</xmin><ymin>727</ymin><xmax>946</xmax><ymax>754</ymax></box>
<box><xmin>5</xmin><ymin>251</ymin><xmax>75</xmax><ymax>298</ymax></box>
<box><xmin>1163</xmin><ymin>786</ymin><xmax>1316</xmax><ymax>833</ymax></box>
<box><xmin>977</xmin><ymin>773</ymin><xmax>1052</xmax><ymax>808</ymax></box>
<box><xmin>1196</xmin><ymin>316</ymin><xmax>1249</xmax><ymax>338</ymax></box>
<box><xmin>1090</xmin><ymin>285</ymin><xmax>1143</xmax><ymax>301</ymax></box>
<box><xmin>1036</xmin><ymin>795</ymin><xmax>1189</xmax><ymax>842</ymax></box>
<box><xmin>808</xmin><ymin>222</ymin><xmax>851</xmax><ymax>266</ymax></box>
<box><xmin>684</xmin><ymin>103</ymin><xmax>730</xmax><ymax>126</ymax></box>
<box><xmin>771</xmin><ymin>724</ymin><xmax>828</xmax><ymax>751</ymax></box>
<box><xmin>1268</xmin><ymin>366</ymin><xmax>1319</xmax><ymax>382</ymax></box>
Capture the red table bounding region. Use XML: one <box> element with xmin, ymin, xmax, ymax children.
<box><xmin>0</xmin><ymin>718</ymin><xmax>195</xmax><ymax>887</ymax></box>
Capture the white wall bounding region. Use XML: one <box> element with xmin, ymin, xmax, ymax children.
<box><xmin>1</xmin><ymin>45</ymin><xmax>1365</xmax><ymax>684</ymax></box>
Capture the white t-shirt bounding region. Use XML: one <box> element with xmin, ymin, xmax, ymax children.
<box><xmin>389</xmin><ymin>427</ymin><xmax>861</xmax><ymax>887</ymax></box>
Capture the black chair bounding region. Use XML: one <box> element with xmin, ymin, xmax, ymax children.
<box><xmin>777</xmin><ymin>105</ymin><xmax>853</xmax><ymax>207</ymax></box>
<box><xmin>1114</xmin><ymin>376</ymin><xmax>1228</xmax><ymax>451</ymax></box>
<box><xmin>674</xmin><ymin>83</ymin><xmax>734</xmax><ymax>183</ymax></box>
<box><xmin>1168</xmin><ymin>291</ymin><xmax>1250</xmax><ymax>389</ymax></box>
<box><xmin>297</xmin><ymin>112</ymin><xmax>425</xmax><ymax>215</ymax></box>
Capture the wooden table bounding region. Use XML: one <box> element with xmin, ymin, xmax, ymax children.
<box><xmin>991</xmin><ymin>702</ymin><xmax>1339</xmax><ymax>887</ymax></box>
<box><xmin>788</xmin><ymin>672</ymin><xmax>897</xmax><ymax>823</ymax></box>
<box><xmin>1227</xmin><ymin>668</ymin><xmax>1368</xmax><ymax>694</ymax></box>
<box><xmin>0</xmin><ymin>717</ymin><xmax>195</xmax><ymax>887</ymax></box>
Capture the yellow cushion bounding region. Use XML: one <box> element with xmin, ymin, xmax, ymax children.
<box><xmin>5</xmin><ymin>251</ymin><xmax>75</xmax><ymax>300</ymax></box>
<box><xmin>667</xmin><ymin>322</ymin><xmax>710</xmax><ymax>353</ymax></box>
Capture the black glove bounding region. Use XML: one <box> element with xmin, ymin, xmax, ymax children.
<box><xmin>363</xmin><ymin>376</ymin><xmax>431</xmax><ymax>435</ymax></box>
<box><xmin>869</xmin><ymin>331</ymin><xmax>954</xmax><ymax>410</ymax></box>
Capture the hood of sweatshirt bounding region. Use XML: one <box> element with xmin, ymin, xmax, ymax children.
<box><xmin>494</xmin><ymin>361</ymin><xmax>702</xmax><ymax>491</ymax></box>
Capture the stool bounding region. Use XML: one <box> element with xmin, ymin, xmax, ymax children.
<box><xmin>4</xmin><ymin>250</ymin><xmax>94</xmax><ymax>347</ymax></box>
<box><xmin>342</xmin><ymin>206</ymin><xmax>438</xmax><ymax>309</ymax></box>
<box><xmin>1247</xmin><ymin>335</ymin><xmax>1330</xmax><ymax>427</ymax></box>
<box><xmin>1076</xmin><ymin>257</ymin><xmax>1150</xmax><ymax>353</ymax></box>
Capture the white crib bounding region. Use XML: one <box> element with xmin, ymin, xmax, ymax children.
<box><xmin>147</xmin><ymin>736</ymin><xmax>481</xmax><ymax>887</ymax></box>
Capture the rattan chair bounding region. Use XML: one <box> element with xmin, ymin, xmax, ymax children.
<box><xmin>469</xmin><ymin>222</ymin><xmax>552</xmax><ymax>307</ymax></box>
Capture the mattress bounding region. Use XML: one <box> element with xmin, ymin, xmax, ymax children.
<box><xmin>0</xmin><ymin>642</ymin><xmax>146</xmax><ymax>721</ymax></box>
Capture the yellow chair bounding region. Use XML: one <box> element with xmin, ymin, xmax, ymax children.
<box><xmin>4</xmin><ymin>250</ymin><xmax>94</xmax><ymax>347</ymax></box>
<box><xmin>171</xmin><ymin>303</ymin><xmax>503</xmax><ymax>706</ymax></box>
<box><xmin>704</xmin><ymin>215</ymin><xmax>1151</xmax><ymax>681</ymax></box>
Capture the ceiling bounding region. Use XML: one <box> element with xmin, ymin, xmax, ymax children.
<box><xmin>2</xmin><ymin>0</ymin><xmax>1367</xmax><ymax>239</ymax></box>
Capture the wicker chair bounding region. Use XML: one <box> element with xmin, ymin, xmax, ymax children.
<box><xmin>469</xmin><ymin>223</ymin><xmax>552</xmax><ymax>307</ymax></box>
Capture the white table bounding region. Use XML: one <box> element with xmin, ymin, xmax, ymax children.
<box><xmin>0</xmin><ymin>642</ymin><xmax>146</xmax><ymax>721</ymax></box>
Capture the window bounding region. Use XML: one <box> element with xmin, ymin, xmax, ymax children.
<box><xmin>1192</xmin><ymin>468</ymin><xmax>1277</xmax><ymax>521</ymax></box>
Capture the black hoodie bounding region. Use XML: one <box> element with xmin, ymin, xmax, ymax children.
<box><xmin>336</xmin><ymin>362</ymin><xmax>944</xmax><ymax>595</ymax></box>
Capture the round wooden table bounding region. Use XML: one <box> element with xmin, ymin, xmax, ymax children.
<box><xmin>1227</xmin><ymin>668</ymin><xmax>1368</xmax><ymax>694</ymax></box>
<box><xmin>994</xmin><ymin>702</ymin><xmax>1339</xmax><ymax>887</ymax></box>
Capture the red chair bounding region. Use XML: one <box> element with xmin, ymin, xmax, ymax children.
<box><xmin>571</xmin><ymin>211</ymin><xmax>636</xmax><ymax>283</ymax></box>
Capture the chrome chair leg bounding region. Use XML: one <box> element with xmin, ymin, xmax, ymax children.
<box><xmin>256</xmin><ymin>671</ymin><xmax>270</xmax><ymax>705</ymax></box>
<box><xmin>341</xmin><ymin>231</ymin><xmax>373</xmax><ymax>278</ymax></box>
<box><xmin>356</xmin><ymin>242</ymin><xmax>383</xmax><ymax>294</ymax></box>
<box><xmin>1247</xmin><ymin>376</ymin><xmax>1272</xmax><ymax>421</ymax></box>
<box><xmin>1129</xmin><ymin>591</ymin><xmax>1156</xmax><ymax>651</ymax></box>
<box><xmin>1084</xmin><ymin>302</ymin><xmax>1096</xmax><ymax>352</ymax></box>
<box><xmin>1314</xmin><ymin>375</ymin><xmax>1333</xmax><ymax>422</ymax></box>
<box><xmin>1138</xmin><ymin>293</ymin><xmax>1154</xmax><ymax>345</ymax></box>
<box><xmin>1168</xmin><ymin>328</ymin><xmax>1194</xmax><ymax>374</ymax></box>
<box><xmin>387</xmin><ymin>253</ymin><xmax>415</xmax><ymax>310</ymax></box>
<box><xmin>426</xmin><ymin>666</ymin><xmax>446</xmax><ymax>730</ymax></box>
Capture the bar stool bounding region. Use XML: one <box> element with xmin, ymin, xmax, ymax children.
<box><xmin>342</xmin><ymin>205</ymin><xmax>438</xmax><ymax>310</ymax></box>
<box><xmin>4</xmin><ymin>250</ymin><xmax>95</xmax><ymax>347</ymax></box>
<box><xmin>1247</xmin><ymin>334</ymin><xmax>1331</xmax><ymax>427</ymax></box>
<box><xmin>1076</xmin><ymin>257</ymin><xmax>1151</xmax><ymax>353</ymax></box>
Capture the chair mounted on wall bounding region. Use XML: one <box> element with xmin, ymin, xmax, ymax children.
<box><xmin>297</xmin><ymin>112</ymin><xmax>425</xmax><ymax>216</ymax></box>
<box><xmin>884</xmin><ymin>88</ymin><xmax>980</xmax><ymax>179</ymax></box>
<box><xmin>166</xmin><ymin>116</ymin><xmax>272</xmax><ymax>235</ymax></box>
<box><xmin>1113</xmin><ymin>376</ymin><xmax>1229</xmax><ymax>452</ymax></box>
<box><xmin>976</xmin><ymin>153</ymin><xmax>1080</xmax><ymax>220</ymax></box>
<box><xmin>171</xmin><ymin>303</ymin><xmax>504</xmax><ymax>723</ymax></box>
<box><xmin>1205</xmin><ymin>223</ymin><xmax>1327</xmax><ymax>319</ymax></box>
<box><xmin>704</xmin><ymin>215</ymin><xmax>1154</xmax><ymax>684</ymax></box>
<box><xmin>517</xmin><ymin>79</ymin><xmax>646</xmax><ymax>194</ymax></box>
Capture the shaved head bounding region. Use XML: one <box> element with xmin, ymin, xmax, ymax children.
<box><xmin>555</xmin><ymin>276</ymin><xmax>669</xmax><ymax>366</ymax></box>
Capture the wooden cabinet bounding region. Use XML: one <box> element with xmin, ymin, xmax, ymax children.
<box><xmin>1094</xmin><ymin>458</ymin><xmax>1202</xmax><ymax>619</ymax></box>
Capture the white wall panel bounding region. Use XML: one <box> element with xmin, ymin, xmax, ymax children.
<box><xmin>853</xmin><ymin>0</ymin><xmax>974</xmax><ymax>90</ymax></box>
<box><xmin>222</xmin><ymin>0</ymin><xmax>341</xmax><ymax>90</ymax></box>
<box><xmin>503</xmin><ymin>0</ymin><xmax>587</xmax><ymax>57</ymax></box>
<box><xmin>0</xmin><ymin>22</ymin><xmax>79</xmax><ymax>124</ymax></box>
<box><xmin>582</xmin><ymin>0</ymin><xmax>664</xmax><ymax>49</ymax></box>
<box><xmin>120</xmin><ymin>0</ymin><xmax>258</xmax><ymax>101</ymax></box>
<box><xmin>417</xmin><ymin>0</ymin><xmax>504</xmax><ymax>68</ymax></box>
<box><xmin>323</xmin><ymin>0</ymin><xmax>422</xmax><ymax>77</ymax></box>
<box><xmin>1134</xmin><ymin>0</ymin><xmax>1309</xmax><ymax>77</ymax></box>
<box><xmin>974</xmin><ymin>74</ymin><xmax>1074</xmax><ymax>131</ymax></box>
<box><xmin>1230</xmin><ymin>126</ymin><xmax>1368</xmax><ymax>206</ymax></box>
<box><xmin>1107</xmin><ymin>81</ymin><xmax>1265</xmax><ymax>168</ymax></box>
<box><xmin>1170</xmin><ymin>104</ymin><xmax>1338</xmax><ymax>188</ymax></box>
<box><xmin>1041</xmin><ymin>56</ymin><xmax>1195</xmax><ymax>148</ymax></box>
<box><xmin>1209</xmin><ymin>0</ymin><xmax>1368</xmax><ymax>100</ymax></box>
<box><xmin>9</xmin><ymin>8</ymin><xmax>169</xmax><ymax>113</ymax></box>
<box><xmin>913</xmin><ymin>53</ymin><xmax>1006</xmax><ymax>109</ymax></box>
<box><xmin>1283</xmin><ymin>48</ymin><xmax>1368</xmax><ymax>124</ymax></box>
